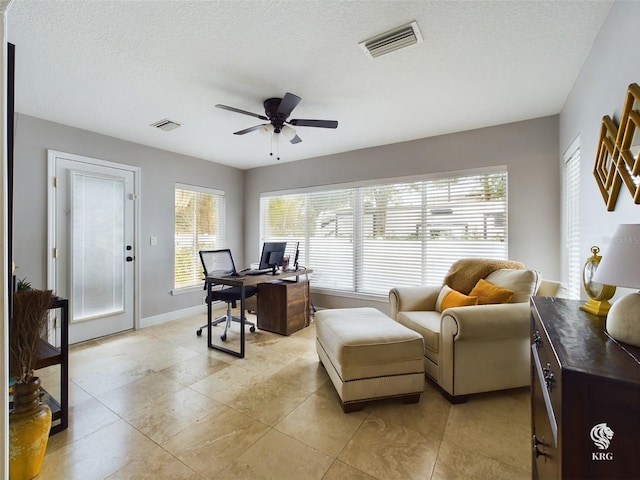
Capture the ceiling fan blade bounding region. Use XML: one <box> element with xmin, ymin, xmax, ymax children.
<box><xmin>289</xmin><ymin>119</ymin><xmax>338</xmax><ymax>129</ymax></box>
<box><xmin>216</xmin><ymin>104</ymin><xmax>268</xmax><ymax>121</ymax></box>
<box><xmin>290</xmin><ymin>135</ymin><xmax>302</xmax><ymax>144</ymax></box>
<box><xmin>276</xmin><ymin>92</ymin><xmax>302</xmax><ymax>118</ymax></box>
<box><xmin>233</xmin><ymin>124</ymin><xmax>266</xmax><ymax>135</ymax></box>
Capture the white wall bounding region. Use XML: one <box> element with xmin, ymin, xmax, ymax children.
<box><xmin>559</xmin><ymin>0</ymin><xmax>640</xmax><ymax>299</ymax></box>
<box><xmin>245</xmin><ymin>115</ymin><xmax>561</xmax><ymax>310</ymax></box>
<box><xmin>12</xmin><ymin>114</ymin><xmax>246</xmax><ymax>321</ymax></box>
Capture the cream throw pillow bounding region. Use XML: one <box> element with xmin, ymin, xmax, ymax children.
<box><xmin>484</xmin><ymin>269</ymin><xmax>541</xmax><ymax>303</ymax></box>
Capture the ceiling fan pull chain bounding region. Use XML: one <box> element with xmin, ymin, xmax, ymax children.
<box><xmin>269</xmin><ymin>132</ymin><xmax>274</xmax><ymax>157</ymax></box>
<box><xmin>275</xmin><ymin>133</ymin><xmax>280</xmax><ymax>160</ymax></box>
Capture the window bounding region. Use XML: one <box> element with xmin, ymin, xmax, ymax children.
<box><xmin>563</xmin><ymin>139</ymin><xmax>581</xmax><ymax>299</ymax></box>
<box><xmin>260</xmin><ymin>168</ymin><xmax>508</xmax><ymax>296</ymax></box>
<box><xmin>174</xmin><ymin>184</ymin><xmax>225</xmax><ymax>290</ymax></box>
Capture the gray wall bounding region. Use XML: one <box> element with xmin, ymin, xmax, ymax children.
<box><xmin>12</xmin><ymin>114</ymin><xmax>245</xmax><ymax>320</ymax></box>
<box><xmin>13</xmin><ymin>1</ymin><xmax>638</xmax><ymax>320</ymax></box>
<box><xmin>559</xmin><ymin>0</ymin><xmax>640</xmax><ymax>299</ymax></box>
<box><xmin>245</xmin><ymin>115</ymin><xmax>561</xmax><ymax>310</ymax></box>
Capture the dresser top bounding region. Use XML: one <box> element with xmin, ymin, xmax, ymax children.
<box><xmin>531</xmin><ymin>297</ymin><xmax>640</xmax><ymax>385</ymax></box>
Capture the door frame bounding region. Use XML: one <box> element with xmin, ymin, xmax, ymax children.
<box><xmin>47</xmin><ymin>150</ymin><xmax>141</xmax><ymax>334</ymax></box>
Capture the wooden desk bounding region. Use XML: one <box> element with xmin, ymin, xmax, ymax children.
<box><xmin>204</xmin><ymin>268</ymin><xmax>312</xmax><ymax>358</ymax></box>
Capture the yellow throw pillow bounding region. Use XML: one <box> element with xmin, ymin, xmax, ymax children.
<box><xmin>440</xmin><ymin>289</ymin><xmax>479</xmax><ymax>310</ymax></box>
<box><xmin>469</xmin><ymin>278</ymin><xmax>514</xmax><ymax>305</ymax></box>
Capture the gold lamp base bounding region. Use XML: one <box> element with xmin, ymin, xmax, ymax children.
<box><xmin>580</xmin><ymin>299</ymin><xmax>611</xmax><ymax>316</ymax></box>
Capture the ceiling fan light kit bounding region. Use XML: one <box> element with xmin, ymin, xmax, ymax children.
<box><xmin>215</xmin><ymin>92</ymin><xmax>338</xmax><ymax>160</ymax></box>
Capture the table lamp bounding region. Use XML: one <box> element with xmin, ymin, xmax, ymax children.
<box><xmin>592</xmin><ymin>224</ymin><xmax>640</xmax><ymax>347</ymax></box>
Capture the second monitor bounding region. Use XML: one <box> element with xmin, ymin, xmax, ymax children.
<box><xmin>258</xmin><ymin>241</ymin><xmax>287</xmax><ymax>275</ymax></box>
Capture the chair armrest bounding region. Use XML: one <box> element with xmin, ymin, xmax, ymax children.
<box><xmin>441</xmin><ymin>302</ymin><xmax>530</xmax><ymax>341</ymax></box>
<box><xmin>389</xmin><ymin>286</ymin><xmax>442</xmax><ymax>320</ymax></box>
<box><xmin>536</xmin><ymin>279</ymin><xmax>566</xmax><ymax>298</ymax></box>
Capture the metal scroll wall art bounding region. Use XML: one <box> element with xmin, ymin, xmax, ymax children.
<box><xmin>593</xmin><ymin>83</ymin><xmax>640</xmax><ymax>211</ymax></box>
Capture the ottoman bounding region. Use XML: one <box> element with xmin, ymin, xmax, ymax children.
<box><xmin>315</xmin><ymin>307</ymin><xmax>425</xmax><ymax>412</ymax></box>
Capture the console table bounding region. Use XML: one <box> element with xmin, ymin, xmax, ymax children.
<box><xmin>35</xmin><ymin>297</ymin><xmax>68</xmax><ymax>435</ymax></box>
<box><xmin>204</xmin><ymin>268</ymin><xmax>312</xmax><ymax>358</ymax></box>
<box><xmin>530</xmin><ymin>297</ymin><xmax>640</xmax><ymax>479</ymax></box>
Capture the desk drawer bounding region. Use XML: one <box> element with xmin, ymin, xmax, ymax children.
<box><xmin>257</xmin><ymin>280</ymin><xmax>309</xmax><ymax>335</ymax></box>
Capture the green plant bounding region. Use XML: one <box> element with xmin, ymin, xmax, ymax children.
<box><xmin>17</xmin><ymin>278</ymin><xmax>32</xmax><ymax>291</ymax></box>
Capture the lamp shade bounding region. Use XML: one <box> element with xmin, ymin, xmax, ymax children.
<box><xmin>592</xmin><ymin>224</ymin><xmax>640</xmax><ymax>289</ymax></box>
<box><xmin>280</xmin><ymin>125</ymin><xmax>297</xmax><ymax>141</ymax></box>
<box><xmin>259</xmin><ymin>124</ymin><xmax>274</xmax><ymax>136</ymax></box>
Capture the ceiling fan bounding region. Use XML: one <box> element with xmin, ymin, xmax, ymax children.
<box><xmin>215</xmin><ymin>92</ymin><xmax>338</xmax><ymax>159</ymax></box>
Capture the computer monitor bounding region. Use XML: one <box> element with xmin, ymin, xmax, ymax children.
<box><xmin>258</xmin><ymin>241</ymin><xmax>287</xmax><ymax>275</ymax></box>
<box><xmin>284</xmin><ymin>241</ymin><xmax>299</xmax><ymax>271</ymax></box>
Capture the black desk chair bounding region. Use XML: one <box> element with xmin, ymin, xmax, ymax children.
<box><xmin>196</xmin><ymin>249</ymin><xmax>257</xmax><ymax>341</ymax></box>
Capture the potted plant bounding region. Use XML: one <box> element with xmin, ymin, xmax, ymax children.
<box><xmin>8</xmin><ymin>289</ymin><xmax>54</xmax><ymax>480</ymax></box>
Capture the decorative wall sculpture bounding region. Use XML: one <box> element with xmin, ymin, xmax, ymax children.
<box><xmin>593</xmin><ymin>83</ymin><xmax>640</xmax><ymax>211</ymax></box>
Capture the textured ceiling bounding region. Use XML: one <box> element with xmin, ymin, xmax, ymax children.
<box><xmin>7</xmin><ymin>0</ymin><xmax>613</xmax><ymax>169</ymax></box>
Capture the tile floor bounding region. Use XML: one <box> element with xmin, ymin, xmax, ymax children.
<box><xmin>36</xmin><ymin>309</ymin><xmax>532</xmax><ymax>480</ymax></box>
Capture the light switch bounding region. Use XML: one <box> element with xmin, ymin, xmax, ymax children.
<box><xmin>150</xmin><ymin>236</ymin><xmax>157</xmax><ymax>246</ymax></box>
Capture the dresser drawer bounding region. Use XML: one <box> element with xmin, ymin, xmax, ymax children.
<box><xmin>531</xmin><ymin>308</ymin><xmax>561</xmax><ymax>478</ymax></box>
<box><xmin>530</xmin><ymin>297</ymin><xmax>640</xmax><ymax>479</ymax></box>
<box><xmin>532</xmin><ymin>314</ymin><xmax>562</xmax><ymax>435</ymax></box>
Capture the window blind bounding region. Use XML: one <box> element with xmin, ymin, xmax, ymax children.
<box><xmin>564</xmin><ymin>142</ymin><xmax>581</xmax><ymax>299</ymax></box>
<box><xmin>174</xmin><ymin>185</ymin><xmax>225</xmax><ymax>289</ymax></box>
<box><xmin>260</xmin><ymin>169</ymin><xmax>508</xmax><ymax>296</ymax></box>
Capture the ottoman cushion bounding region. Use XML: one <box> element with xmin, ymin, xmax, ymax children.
<box><xmin>316</xmin><ymin>307</ymin><xmax>424</xmax><ymax>382</ymax></box>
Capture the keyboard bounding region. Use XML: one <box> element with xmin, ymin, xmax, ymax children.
<box><xmin>242</xmin><ymin>269</ymin><xmax>271</xmax><ymax>276</ymax></box>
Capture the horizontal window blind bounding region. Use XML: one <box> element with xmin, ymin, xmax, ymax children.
<box><xmin>175</xmin><ymin>185</ymin><xmax>225</xmax><ymax>289</ymax></box>
<box><xmin>261</xmin><ymin>169</ymin><xmax>508</xmax><ymax>296</ymax></box>
<box><xmin>564</xmin><ymin>143</ymin><xmax>581</xmax><ymax>299</ymax></box>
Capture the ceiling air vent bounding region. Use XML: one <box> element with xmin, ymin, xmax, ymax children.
<box><xmin>150</xmin><ymin>118</ymin><xmax>181</xmax><ymax>132</ymax></box>
<box><xmin>360</xmin><ymin>21</ymin><xmax>423</xmax><ymax>59</ymax></box>
<box><xmin>360</xmin><ymin>22</ymin><xmax>422</xmax><ymax>58</ymax></box>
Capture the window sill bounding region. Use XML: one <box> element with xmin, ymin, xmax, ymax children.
<box><xmin>171</xmin><ymin>286</ymin><xmax>202</xmax><ymax>296</ymax></box>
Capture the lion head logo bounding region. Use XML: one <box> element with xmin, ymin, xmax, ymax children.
<box><xmin>590</xmin><ymin>423</ymin><xmax>614</xmax><ymax>450</ymax></box>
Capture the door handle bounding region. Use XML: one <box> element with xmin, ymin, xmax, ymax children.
<box><xmin>126</xmin><ymin>256</ymin><xmax>134</xmax><ymax>262</ymax></box>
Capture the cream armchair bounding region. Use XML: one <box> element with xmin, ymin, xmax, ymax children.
<box><xmin>389</xmin><ymin>262</ymin><xmax>562</xmax><ymax>403</ymax></box>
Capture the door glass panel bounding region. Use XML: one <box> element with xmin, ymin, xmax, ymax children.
<box><xmin>71</xmin><ymin>172</ymin><xmax>125</xmax><ymax>322</ymax></box>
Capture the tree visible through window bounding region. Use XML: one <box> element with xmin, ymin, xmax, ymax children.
<box><xmin>260</xmin><ymin>169</ymin><xmax>508</xmax><ymax>296</ymax></box>
<box><xmin>174</xmin><ymin>185</ymin><xmax>225</xmax><ymax>289</ymax></box>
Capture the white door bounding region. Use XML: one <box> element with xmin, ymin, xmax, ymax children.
<box><xmin>49</xmin><ymin>151</ymin><xmax>137</xmax><ymax>344</ymax></box>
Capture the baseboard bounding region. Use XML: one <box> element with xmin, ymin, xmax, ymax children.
<box><xmin>140</xmin><ymin>304</ymin><xmax>208</xmax><ymax>328</ymax></box>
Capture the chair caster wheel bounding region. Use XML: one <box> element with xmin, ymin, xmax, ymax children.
<box><xmin>196</xmin><ymin>329</ymin><xmax>202</xmax><ymax>337</ymax></box>
<box><xmin>250</xmin><ymin>326</ymin><xmax>256</xmax><ymax>333</ymax></box>
<box><xmin>221</xmin><ymin>334</ymin><xmax>227</xmax><ymax>342</ymax></box>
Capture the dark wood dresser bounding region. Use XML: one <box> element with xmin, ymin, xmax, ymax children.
<box><xmin>257</xmin><ymin>279</ymin><xmax>310</xmax><ymax>335</ymax></box>
<box><xmin>530</xmin><ymin>297</ymin><xmax>640</xmax><ymax>479</ymax></box>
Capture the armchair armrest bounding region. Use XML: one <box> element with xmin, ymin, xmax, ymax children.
<box><xmin>389</xmin><ymin>285</ymin><xmax>442</xmax><ymax>320</ymax></box>
<box><xmin>441</xmin><ymin>302</ymin><xmax>531</xmax><ymax>341</ymax></box>
<box><xmin>438</xmin><ymin>302</ymin><xmax>531</xmax><ymax>397</ymax></box>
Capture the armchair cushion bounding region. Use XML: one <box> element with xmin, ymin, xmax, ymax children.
<box><xmin>469</xmin><ymin>278</ymin><xmax>514</xmax><ymax>305</ymax></box>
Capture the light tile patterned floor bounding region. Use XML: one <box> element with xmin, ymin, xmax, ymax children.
<box><xmin>36</xmin><ymin>310</ymin><xmax>532</xmax><ymax>479</ymax></box>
